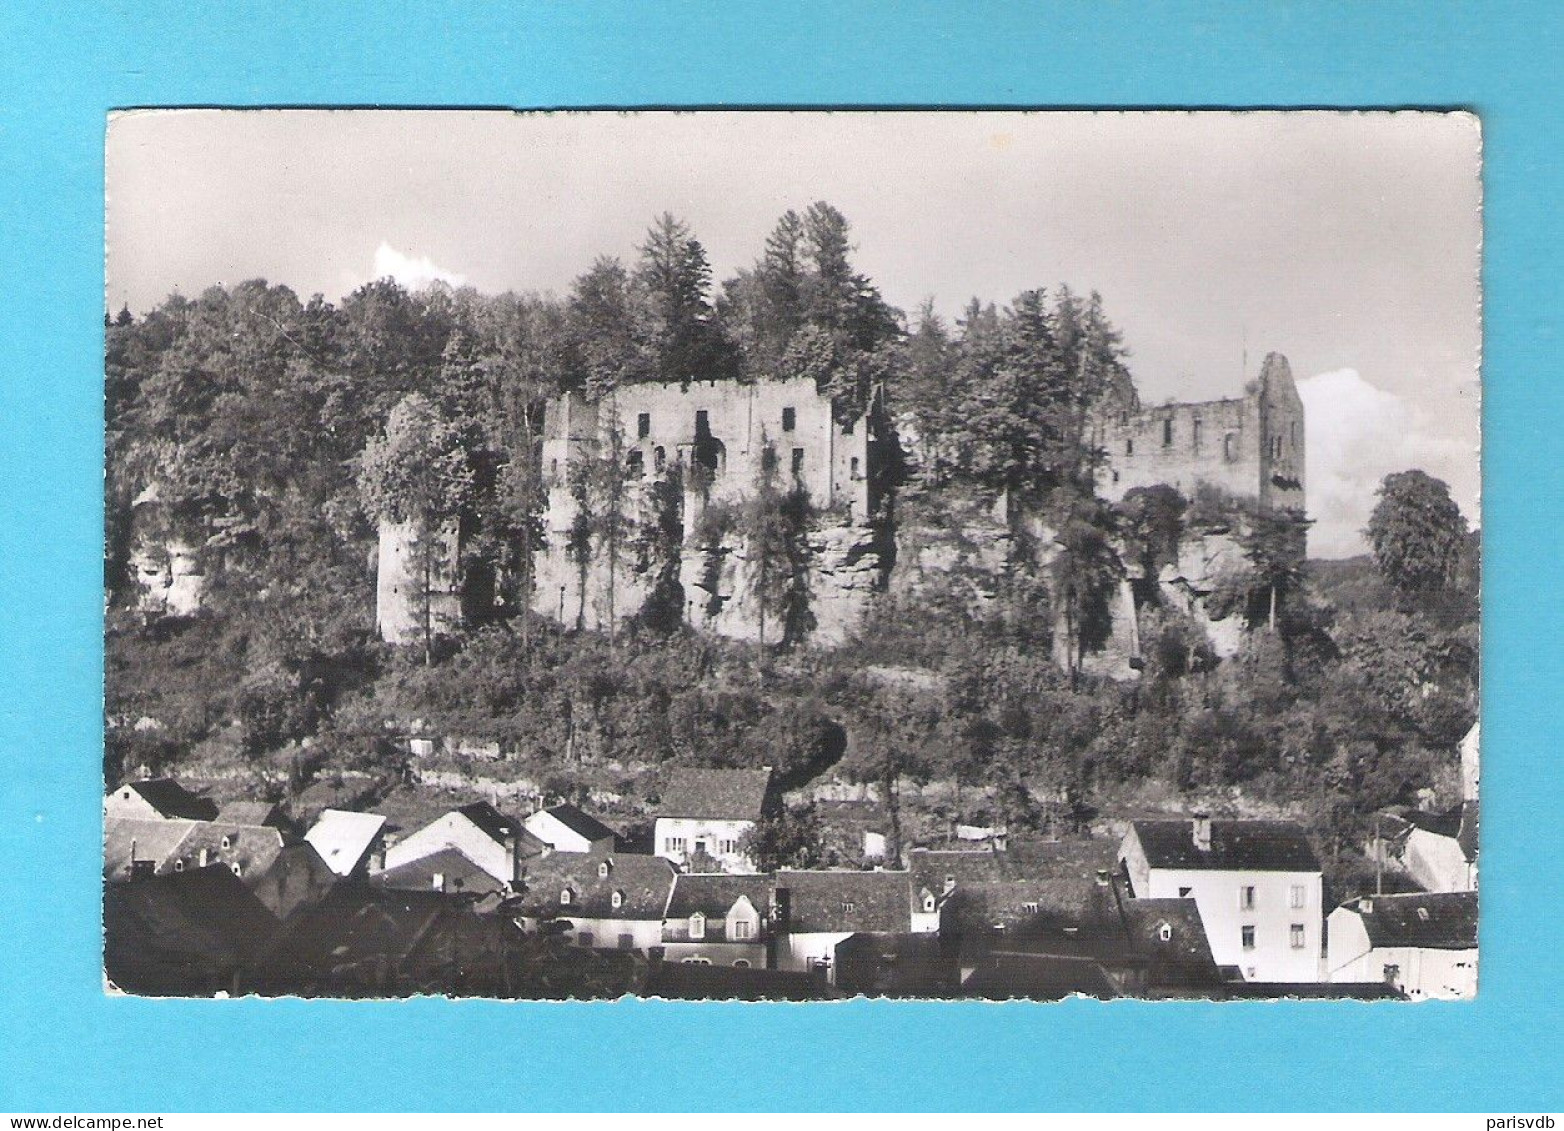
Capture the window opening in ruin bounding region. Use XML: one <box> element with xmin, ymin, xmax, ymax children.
<box><xmin>637</xmin><ymin>412</ymin><xmax>650</xmax><ymax>439</ymax></box>
<box><xmin>1162</xmin><ymin>419</ymin><xmax>1173</xmax><ymax>447</ymax></box>
<box><xmin>1223</xmin><ymin>434</ymin><xmax>1236</xmax><ymax>463</ymax></box>
<box><xmin>626</xmin><ymin>450</ymin><xmax>644</xmax><ymax>477</ymax></box>
<box><xmin>761</xmin><ymin>448</ymin><xmax>777</xmax><ymax>473</ymax></box>
<box><xmin>782</xmin><ymin>406</ymin><xmax>796</xmax><ymax>432</ymax></box>
<box><xmin>654</xmin><ymin>446</ymin><xmax>666</xmax><ymax>472</ymax></box>
<box><xmin>792</xmin><ymin>447</ymin><xmax>805</xmax><ymax>476</ymax></box>
<box><xmin>1192</xmin><ymin>419</ymin><xmax>1202</xmax><ymax>451</ymax></box>
<box><xmin>1126</xmin><ymin>438</ymin><xmax>1134</xmax><ymax>456</ymax></box>
<box><xmin>850</xmin><ymin>456</ymin><xmax>861</xmax><ymax>480</ymax></box>
<box><xmin>695</xmin><ymin>409</ymin><xmax>710</xmax><ymax>437</ymax></box>
<box><xmin>842</xmin><ymin>417</ymin><xmax>854</xmax><ymax>435</ymax></box>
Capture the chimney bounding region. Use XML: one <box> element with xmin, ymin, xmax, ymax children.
<box><xmin>1192</xmin><ymin>812</ymin><xmax>1212</xmax><ymax>852</ymax></box>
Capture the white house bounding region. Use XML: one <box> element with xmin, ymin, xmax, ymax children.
<box><xmin>772</xmin><ymin>870</ymin><xmax>918</xmax><ymax>984</ymax></box>
<box><xmin>380</xmin><ymin>801</ymin><xmax>545</xmax><ymax>888</ymax></box>
<box><xmin>1327</xmin><ymin>891</ymin><xmax>1477</xmax><ymax>999</ymax></box>
<box><xmin>104</xmin><ymin>779</ymin><xmax>217</xmax><ymax>822</ymax></box>
<box><xmin>303</xmin><ymin>809</ymin><xmax>388</xmax><ymax>878</ymax></box>
<box><xmin>522</xmin><ymin>802</ymin><xmax>618</xmax><ymax>855</ymax></box>
<box><xmin>654</xmin><ymin>767</ymin><xmax>775</xmax><ymax>874</ymax></box>
<box><xmin>1119</xmin><ymin>815</ymin><xmax>1323</xmax><ymax>983</ymax></box>
<box><xmin>1377</xmin><ymin>804</ymin><xmax>1479</xmax><ymax>894</ymax></box>
<box><xmin>661</xmin><ymin>873</ymin><xmax>775</xmax><ymax>968</ymax></box>
<box><xmin>513</xmin><ymin>851</ymin><xmax>676</xmax><ymax>953</ymax></box>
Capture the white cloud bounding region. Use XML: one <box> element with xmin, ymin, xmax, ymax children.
<box><xmin>1297</xmin><ymin>368</ymin><xmax>1479</xmax><ymax>558</ymax></box>
<box><xmin>369</xmin><ymin>241</ymin><xmax>467</xmax><ymax>291</ymax></box>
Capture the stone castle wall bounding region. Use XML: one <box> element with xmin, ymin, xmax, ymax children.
<box><xmin>375</xmin><ymin>518</ymin><xmax>464</xmax><ymax>646</ymax></box>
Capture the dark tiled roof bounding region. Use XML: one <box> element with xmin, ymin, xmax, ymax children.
<box><xmin>514</xmin><ymin>852</ymin><xmax>675</xmax><ymax>921</ymax></box>
<box><xmin>539</xmin><ymin>802</ymin><xmax>619</xmax><ymax>844</ymax></box>
<box><xmin>775</xmin><ymin>870</ymin><xmax>913</xmax><ymax>933</ymax></box>
<box><xmin>940</xmin><ymin>878</ymin><xmax>1101</xmax><ymax>935</ymax></box>
<box><xmin>1122</xmin><ymin>899</ymin><xmax>1219</xmax><ymax>971</ymax></box>
<box><xmin>908</xmin><ymin>847</ymin><xmax>1007</xmax><ymax>894</ymax></box>
<box><xmin>124</xmin><ymin>779</ymin><xmax>219</xmax><ymax>821</ymax></box>
<box><xmin>165</xmin><ymin>822</ymin><xmax>287</xmax><ymax>881</ymax></box>
<box><xmin>1351</xmin><ymin>892</ymin><xmax>1478</xmax><ymax>950</ymax></box>
<box><xmin>104</xmin><ymin>866</ymin><xmax>279</xmax><ymax>996</ymax></box>
<box><xmin>1132</xmin><ymin>819</ymin><xmax>1320</xmax><ymax>872</ymax></box>
<box><xmin>1401</xmin><ymin>808</ymin><xmax>1463</xmax><ymax>839</ymax></box>
<box><xmin>657</xmin><ymin>767</ymin><xmax>773</xmax><ymax>821</ymax></box>
<box><xmin>664</xmin><ymin>873</ymin><xmax>775</xmax><ymax>934</ymax></box>
<box><xmin>962</xmin><ymin>953</ymin><xmax>1120</xmax><ymax>1000</ymax></box>
<box><xmin>215</xmin><ymin>800</ymin><xmax>282</xmax><ymax>827</ymax></box>
<box><xmin>373</xmin><ymin>845</ymin><xmax>506</xmax><ymax>895</ymax></box>
<box><xmin>104</xmin><ymin>817</ymin><xmax>196</xmax><ymax>880</ymax></box>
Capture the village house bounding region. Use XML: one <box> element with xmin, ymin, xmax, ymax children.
<box><xmin>379</xmin><ymin>801</ymin><xmax>545</xmax><ymax>889</ymax></box>
<box><xmin>105</xmin><ymin>778</ymin><xmax>218</xmax><ymax>822</ymax></box>
<box><xmin>660</xmin><ymin>872</ymin><xmax>775</xmax><ymax>968</ymax></box>
<box><xmin>653</xmin><ymin>766</ymin><xmax>776</xmax><ymax>873</ymax></box>
<box><xmin>523</xmin><ymin>802</ymin><xmax>619</xmax><ymax>855</ymax></box>
<box><xmin>772</xmin><ymin>869</ymin><xmax>921</xmax><ymax>984</ymax></box>
<box><xmin>512</xmin><ymin>851</ymin><xmax>677</xmax><ymax>952</ymax></box>
<box><xmin>1374</xmin><ymin>804</ymin><xmax>1479</xmax><ymax>894</ymax></box>
<box><xmin>1118</xmin><ymin>814</ymin><xmax>1324</xmax><ymax>983</ymax></box>
<box><xmin>1326</xmin><ymin>891</ymin><xmax>1478</xmax><ymax>1000</ymax></box>
<box><xmin>303</xmin><ymin>809</ymin><xmax>388</xmax><ymax>879</ymax></box>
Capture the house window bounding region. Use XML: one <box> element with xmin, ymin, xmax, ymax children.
<box><xmin>611</xmin><ymin>890</ymin><xmax>624</xmax><ymax>910</ymax></box>
<box><xmin>718</xmin><ymin>838</ymin><xmax>737</xmax><ymax>855</ymax></box>
<box><xmin>682</xmin><ymin>956</ymin><xmax>711</xmax><ymax>965</ymax></box>
<box><xmin>1239</xmin><ymin>886</ymin><xmax>1256</xmax><ymax>911</ymax></box>
<box><xmin>666</xmin><ymin>837</ymin><xmax>687</xmax><ymax>854</ymax></box>
<box><xmin>1290</xmin><ymin>924</ymin><xmax>1306</xmax><ymax>949</ymax></box>
<box><xmin>690</xmin><ymin>913</ymin><xmax>706</xmax><ymax>940</ymax></box>
<box><xmin>431</xmin><ymin>872</ymin><xmax>444</xmax><ymax>890</ymax></box>
<box><xmin>598</xmin><ymin>860</ymin><xmax>612</xmax><ymax>878</ymax></box>
<box><xmin>1241</xmin><ymin>926</ymin><xmax>1256</xmax><ymax>950</ymax></box>
<box><xmin>1178</xmin><ymin>886</ymin><xmax>1193</xmax><ymax>898</ymax></box>
<box><xmin>1162</xmin><ymin>419</ymin><xmax>1173</xmax><ymax>447</ymax></box>
<box><xmin>922</xmin><ymin>893</ymin><xmax>937</xmax><ymax>913</ymax></box>
<box><xmin>732</xmin><ymin>918</ymin><xmax>754</xmax><ymax>940</ymax></box>
<box><xmin>733</xmin><ymin>959</ymin><xmax>752</xmax><ymax>968</ymax></box>
<box><xmin>1022</xmin><ymin>902</ymin><xmax>1039</xmax><ymax>915</ymax></box>
<box><xmin>1382</xmin><ymin>963</ymin><xmax>1400</xmax><ymax>986</ymax></box>
<box><xmin>198</xmin><ymin>848</ymin><xmax>209</xmax><ymax>868</ymax></box>
<box><xmin>618</xmin><ymin>933</ymin><xmax>634</xmax><ymax>950</ymax></box>
<box><xmin>173</xmin><ymin>859</ymin><xmax>184</xmax><ymax>872</ymax></box>
<box><xmin>1289</xmin><ymin>884</ymin><xmax>1305</xmax><ymax>909</ymax></box>
<box><xmin>560</xmin><ymin>888</ymin><xmax>573</xmax><ymax>906</ymax></box>
<box><xmin>578</xmin><ymin>931</ymin><xmax>594</xmax><ymax>948</ymax></box>
<box><xmin>782</xmin><ymin>406</ymin><xmax>796</xmax><ymax>432</ymax></box>
<box><xmin>637</xmin><ymin>412</ymin><xmax>651</xmax><ymax>439</ymax></box>
<box><xmin>791</xmin><ymin>448</ymin><xmax>805</xmax><ymax>476</ymax></box>
<box><xmin>840</xmin><ymin>901</ymin><xmax>855</xmax><ymax>913</ymax></box>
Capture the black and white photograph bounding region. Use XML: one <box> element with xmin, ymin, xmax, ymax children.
<box><xmin>102</xmin><ymin>109</ymin><xmax>1481</xmax><ymax>1001</ymax></box>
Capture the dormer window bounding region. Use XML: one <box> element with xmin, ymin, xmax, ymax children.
<box><xmin>598</xmin><ymin>859</ymin><xmax>612</xmax><ymax>878</ymax></box>
<box><xmin>690</xmin><ymin>912</ymin><xmax>706</xmax><ymax>940</ymax></box>
<box><xmin>611</xmin><ymin>890</ymin><xmax>624</xmax><ymax>910</ymax></box>
<box><xmin>560</xmin><ymin>888</ymin><xmax>573</xmax><ymax>906</ymax></box>
<box><xmin>220</xmin><ymin>835</ymin><xmax>231</xmax><ymax>850</ymax></box>
<box><xmin>840</xmin><ymin>901</ymin><xmax>855</xmax><ymax>913</ymax></box>
<box><xmin>172</xmin><ymin>859</ymin><xmax>184</xmax><ymax>872</ymax></box>
<box><xmin>1157</xmin><ymin>922</ymin><xmax>1173</xmax><ymax>943</ymax></box>
<box><xmin>231</xmin><ymin>863</ymin><xmax>242</xmax><ymax>878</ymax></box>
<box><xmin>1022</xmin><ymin>902</ymin><xmax>1039</xmax><ymax>915</ymax></box>
<box><xmin>921</xmin><ymin>890</ymin><xmax>936</xmax><ymax>913</ymax></box>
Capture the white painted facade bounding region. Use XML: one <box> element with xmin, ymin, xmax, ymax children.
<box><xmin>654</xmin><ymin>816</ymin><xmax>758</xmax><ymax>874</ymax></box>
<box><xmin>1403</xmin><ymin>826</ymin><xmax>1477</xmax><ymax>894</ymax></box>
<box><xmin>1120</xmin><ymin>832</ymin><xmax>1323</xmax><ymax>983</ymax></box>
<box><xmin>524</xmin><ymin>809</ymin><xmax>615</xmax><ymax>855</ymax></box>
<box><xmin>1326</xmin><ymin>905</ymin><xmax>1477</xmax><ymax>1000</ymax></box>
<box><xmin>380</xmin><ymin>811</ymin><xmax>518</xmax><ymax>885</ymax></box>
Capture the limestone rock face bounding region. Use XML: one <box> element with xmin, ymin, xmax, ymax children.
<box><xmin>131</xmin><ymin>537</ymin><xmax>207</xmax><ymax>618</ymax></box>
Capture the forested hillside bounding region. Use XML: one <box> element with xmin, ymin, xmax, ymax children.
<box><xmin>105</xmin><ymin>205</ymin><xmax>1479</xmax><ymax>897</ymax></box>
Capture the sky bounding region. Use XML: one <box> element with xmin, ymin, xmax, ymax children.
<box><xmin>105</xmin><ymin>109</ymin><xmax>1481</xmax><ymax>557</ymax></box>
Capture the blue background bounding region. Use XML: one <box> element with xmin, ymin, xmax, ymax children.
<box><xmin>0</xmin><ymin>0</ymin><xmax>1558</xmax><ymax>1112</ymax></box>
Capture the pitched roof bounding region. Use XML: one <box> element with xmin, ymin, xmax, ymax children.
<box><xmin>962</xmin><ymin>953</ymin><xmax>1121</xmax><ymax>1000</ymax></box>
<box><xmin>165</xmin><ymin>822</ymin><xmax>287</xmax><ymax>880</ymax></box>
<box><xmin>775</xmin><ymin>870</ymin><xmax>914</xmax><ymax>934</ymax></box>
<box><xmin>514</xmin><ymin>852</ymin><xmax>676</xmax><ymax>921</ymax></box>
<box><xmin>215</xmin><ymin>800</ymin><xmax>282</xmax><ymax>827</ymax></box>
<box><xmin>537</xmin><ymin>802</ymin><xmax>618</xmax><ymax>844</ymax></box>
<box><xmin>104</xmin><ymin>816</ymin><xmax>197</xmax><ymax>880</ymax></box>
<box><xmin>303</xmin><ymin>809</ymin><xmax>387</xmax><ymax>876</ymax></box>
<box><xmin>657</xmin><ymin>767</ymin><xmax>773</xmax><ymax>821</ymax></box>
<box><xmin>908</xmin><ymin>847</ymin><xmax>1007</xmax><ymax>894</ymax></box>
<box><xmin>1349</xmin><ymin>892</ymin><xmax>1478</xmax><ymax>950</ymax></box>
<box><xmin>115</xmin><ymin>779</ymin><xmax>219</xmax><ymax>821</ymax></box>
<box><xmin>373</xmin><ymin>845</ymin><xmax>506</xmax><ymax>895</ymax></box>
<box><xmin>452</xmin><ymin>801</ymin><xmax>523</xmax><ymax>844</ymax></box>
<box><xmin>1132</xmin><ymin>819</ymin><xmax>1320</xmax><ymax>872</ymax></box>
<box><xmin>665</xmin><ymin>873</ymin><xmax>775</xmax><ymax>921</ymax></box>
